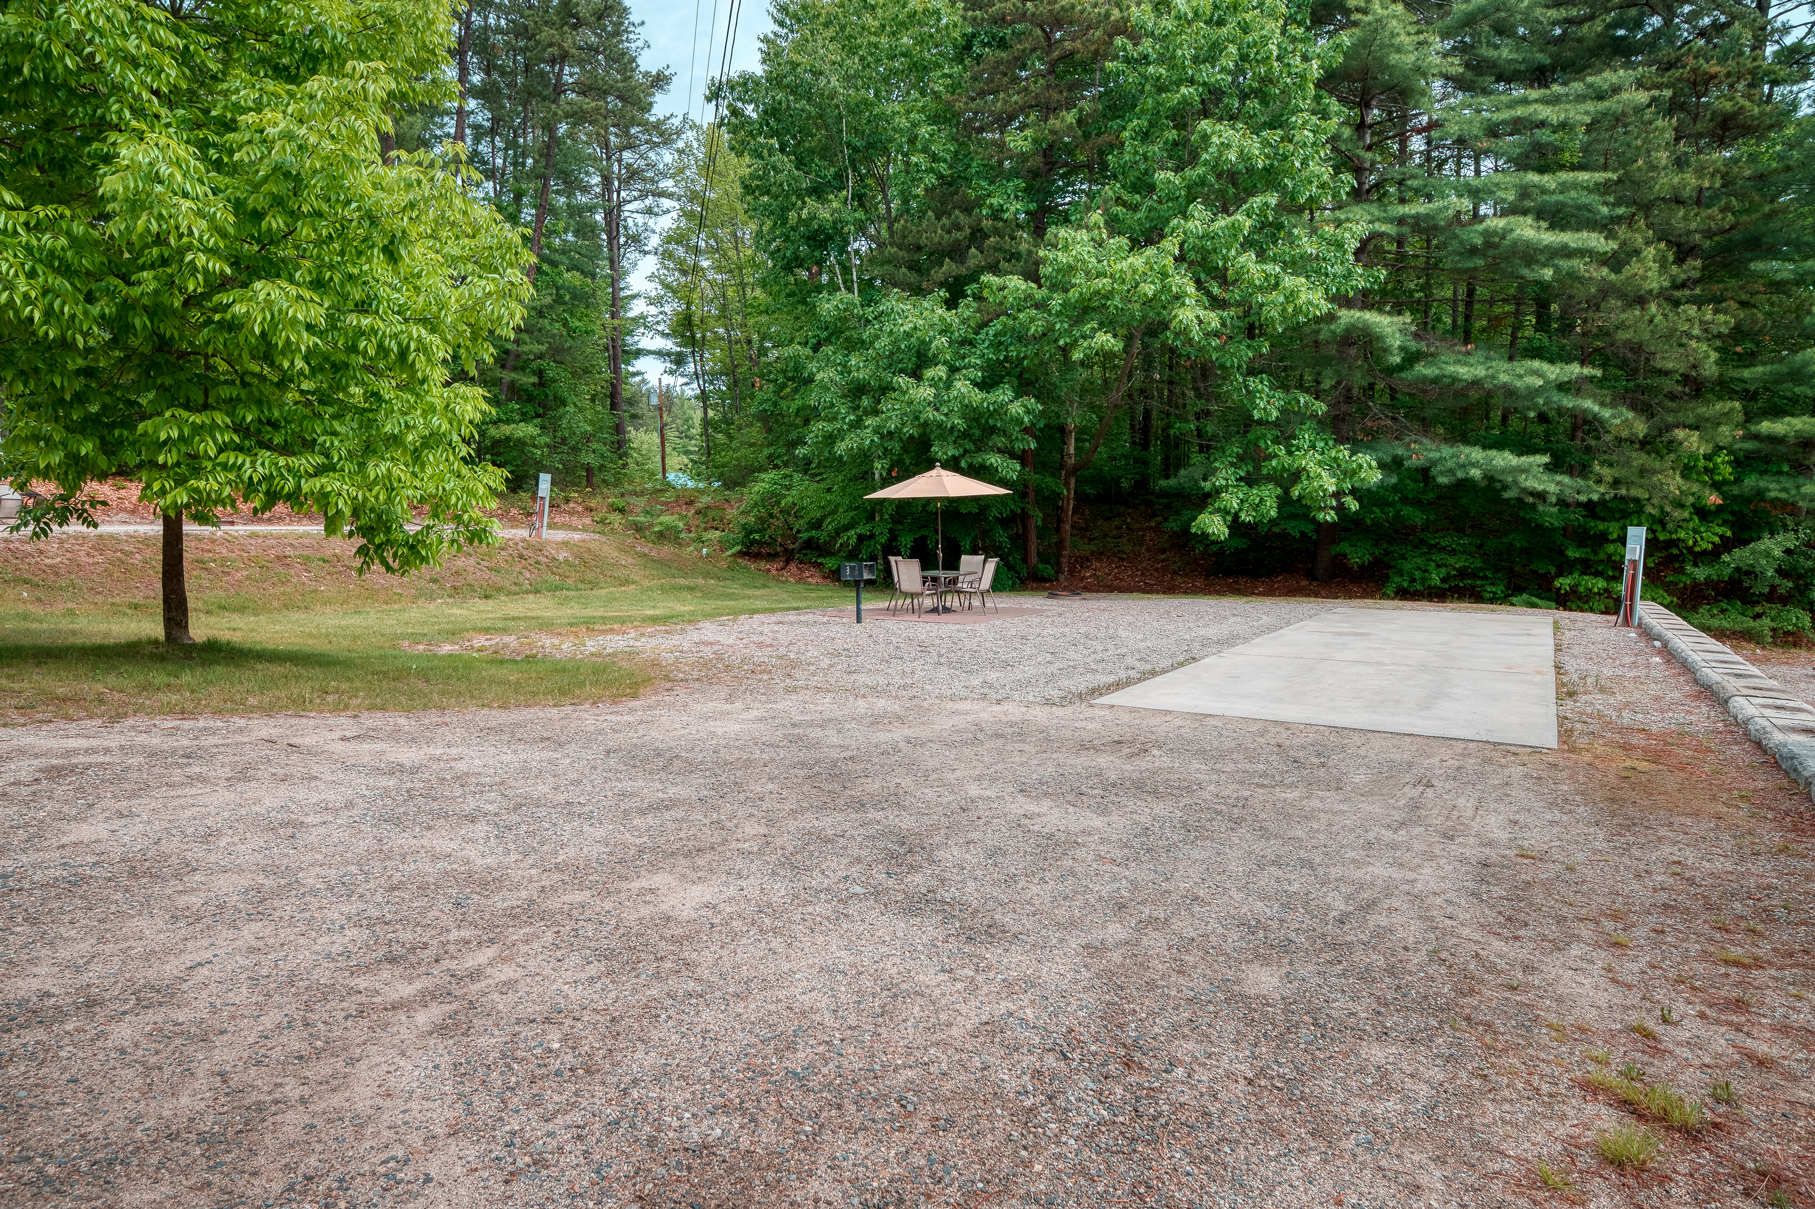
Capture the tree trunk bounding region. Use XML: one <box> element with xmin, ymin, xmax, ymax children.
<box><xmin>605</xmin><ymin>150</ymin><xmax>626</xmax><ymax>458</ymax></box>
<box><xmin>502</xmin><ymin>79</ymin><xmax>565</xmax><ymax>405</ymax></box>
<box><xmin>1021</xmin><ymin>428</ymin><xmax>1038</xmax><ymax>578</ymax></box>
<box><xmin>1310</xmin><ymin>371</ymin><xmax>1355</xmax><ymax>583</ymax></box>
<box><xmin>453</xmin><ymin>1</ymin><xmax>473</xmax><ymax>147</ymax></box>
<box><xmin>723</xmin><ymin>310</ymin><xmax>743</xmax><ymax>417</ymax></box>
<box><xmin>161</xmin><ymin>510</ymin><xmax>194</xmax><ymax>645</ymax></box>
<box><xmin>1462</xmin><ymin>279</ymin><xmax>1476</xmax><ymax>347</ymax></box>
<box><xmin>526</xmin><ymin>65</ymin><xmax>565</xmax><ymax>285</ymax></box>
<box><xmin>1310</xmin><ymin>523</ymin><xmax>1341</xmax><ymax>582</ymax></box>
<box><xmin>1058</xmin><ymin>421</ymin><xmax>1077</xmax><ymax>582</ymax></box>
<box><xmin>692</xmin><ymin>340</ymin><xmax>711</xmax><ymax>465</ymax></box>
<box><xmin>1054</xmin><ymin>329</ymin><xmax>1146</xmax><ymax>581</ymax></box>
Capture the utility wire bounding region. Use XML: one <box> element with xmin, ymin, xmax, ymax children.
<box><xmin>683</xmin><ymin>0</ymin><xmax>744</xmax><ymax>414</ymax></box>
<box><xmin>685</xmin><ymin>0</ymin><xmax>705</xmax><ymax>128</ymax></box>
<box><xmin>696</xmin><ymin>0</ymin><xmax>722</xmax><ymax>128</ymax></box>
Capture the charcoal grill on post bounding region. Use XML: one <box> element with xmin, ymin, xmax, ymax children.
<box><xmin>841</xmin><ymin>561</ymin><xmax>877</xmax><ymax>623</ymax></box>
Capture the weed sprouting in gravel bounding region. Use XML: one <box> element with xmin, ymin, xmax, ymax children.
<box><xmin>1594</xmin><ymin>1123</ymin><xmax>1661</xmax><ymax>1168</ymax></box>
<box><xmin>1535</xmin><ymin>1161</ymin><xmax>1575</xmax><ymax>1191</ymax></box>
<box><xmin>1583</xmin><ymin>1071</ymin><xmax>1707</xmax><ymax>1133</ymax></box>
<box><xmin>1714</xmin><ymin>949</ymin><xmax>1757</xmax><ymax>967</ymax></box>
<box><xmin>1709</xmin><ymin>1080</ymin><xmax>1735</xmax><ymax>1105</ymax></box>
<box><xmin>1659</xmin><ymin>1006</ymin><xmax>1679</xmax><ymax>1024</ymax></box>
<box><xmin>1618</xmin><ymin>1060</ymin><xmax>1645</xmax><ymax>1081</ymax></box>
<box><xmin>1732</xmin><ymin>991</ymin><xmax>1756</xmax><ymax>1008</ymax></box>
<box><xmin>1609</xmin><ymin>931</ymin><xmax>1632</xmax><ymax>947</ymax></box>
<box><xmin>1586</xmin><ymin>1049</ymin><xmax>1611</xmax><ymax>1065</ymax></box>
<box><xmin>1629</xmin><ymin>1019</ymin><xmax>1658</xmax><ymax>1041</ymax></box>
<box><xmin>1644</xmin><ymin>1084</ymin><xmax>1708</xmax><ymax>1132</ymax></box>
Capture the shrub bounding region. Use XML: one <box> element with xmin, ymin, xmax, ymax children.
<box><xmin>734</xmin><ymin>470</ymin><xmax>830</xmax><ymax>565</ymax></box>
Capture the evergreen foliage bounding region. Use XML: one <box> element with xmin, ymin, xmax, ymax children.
<box><xmin>657</xmin><ymin>0</ymin><xmax>1815</xmax><ymax>631</ymax></box>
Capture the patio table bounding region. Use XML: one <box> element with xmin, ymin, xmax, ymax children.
<box><xmin>917</xmin><ymin>569</ymin><xmax>965</xmax><ymax>614</ymax></box>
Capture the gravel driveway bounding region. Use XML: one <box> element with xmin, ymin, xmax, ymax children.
<box><xmin>3</xmin><ymin>600</ymin><xmax>1811</xmax><ymax>1209</ymax></box>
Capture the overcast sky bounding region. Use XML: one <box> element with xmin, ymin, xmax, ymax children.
<box><xmin>625</xmin><ymin>0</ymin><xmax>772</xmax><ymax>382</ymax></box>
<box><xmin>636</xmin><ymin>0</ymin><xmax>771</xmax><ymax>124</ymax></box>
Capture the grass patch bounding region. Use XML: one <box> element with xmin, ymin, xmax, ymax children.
<box><xmin>0</xmin><ymin>637</ymin><xmax>654</xmax><ymax>717</ymax></box>
<box><xmin>1714</xmin><ymin>949</ymin><xmax>1758</xmax><ymax>967</ymax></box>
<box><xmin>1583</xmin><ymin>1070</ymin><xmax>1707</xmax><ymax>1132</ymax></box>
<box><xmin>0</xmin><ymin>531</ymin><xmax>843</xmax><ymax>721</ymax></box>
<box><xmin>1709</xmin><ymin>1080</ymin><xmax>1735</xmax><ymax>1105</ymax></box>
<box><xmin>1534</xmin><ymin>1161</ymin><xmax>1575</xmax><ymax>1191</ymax></box>
<box><xmin>1594</xmin><ymin>1123</ymin><xmax>1661</xmax><ymax>1169</ymax></box>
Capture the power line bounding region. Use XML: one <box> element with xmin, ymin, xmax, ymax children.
<box><xmin>686</xmin><ymin>0</ymin><xmax>705</xmax><ymax>128</ymax></box>
<box><xmin>695</xmin><ymin>0</ymin><xmax>722</xmax><ymax>128</ymax></box>
<box><xmin>683</xmin><ymin>0</ymin><xmax>744</xmax><ymax>418</ymax></box>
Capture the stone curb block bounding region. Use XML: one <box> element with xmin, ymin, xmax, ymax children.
<box><xmin>1637</xmin><ymin>601</ymin><xmax>1815</xmax><ymax>806</ymax></box>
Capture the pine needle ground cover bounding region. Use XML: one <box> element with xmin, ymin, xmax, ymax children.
<box><xmin>0</xmin><ymin>532</ymin><xmax>840</xmax><ymax>723</ymax></box>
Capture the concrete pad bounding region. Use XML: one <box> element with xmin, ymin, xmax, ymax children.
<box><xmin>1095</xmin><ymin>607</ymin><xmax>1557</xmax><ymax>747</ymax></box>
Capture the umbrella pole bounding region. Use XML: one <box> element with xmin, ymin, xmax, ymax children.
<box><xmin>937</xmin><ymin>502</ymin><xmax>943</xmax><ymax>571</ymax></box>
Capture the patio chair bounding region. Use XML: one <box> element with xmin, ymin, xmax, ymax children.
<box><xmin>885</xmin><ymin>555</ymin><xmax>905</xmax><ymax>613</ymax></box>
<box><xmin>955</xmin><ymin>553</ymin><xmax>985</xmax><ymax>591</ymax></box>
<box><xmin>954</xmin><ymin>557</ymin><xmax>1000</xmax><ymax>612</ymax></box>
<box><xmin>892</xmin><ymin>558</ymin><xmax>943</xmax><ymax>616</ymax></box>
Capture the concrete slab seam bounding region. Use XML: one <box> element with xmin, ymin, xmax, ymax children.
<box><xmin>1638</xmin><ymin>601</ymin><xmax>1815</xmax><ymax>807</ymax></box>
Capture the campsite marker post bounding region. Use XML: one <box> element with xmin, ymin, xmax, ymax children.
<box><xmin>534</xmin><ymin>473</ymin><xmax>551</xmax><ymax>539</ymax></box>
<box><xmin>1616</xmin><ymin>525</ymin><xmax>1646</xmax><ymax>626</ymax></box>
<box><xmin>841</xmin><ymin>561</ymin><xmax>877</xmax><ymax>623</ymax></box>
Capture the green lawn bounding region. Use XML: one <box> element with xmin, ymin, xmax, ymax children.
<box><xmin>1</xmin><ymin>532</ymin><xmax>842</xmax><ymax>722</ymax></box>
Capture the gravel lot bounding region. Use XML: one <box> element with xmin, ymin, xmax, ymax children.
<box><xmin>2</xmin><ymin>601</ymin><xmax>1812</xmax><ymax>1209</ymax></box>
<box><xmin>450</xmin><ymin>596</ymin><xmax>1337</xmax><ymax>703</ymax></box>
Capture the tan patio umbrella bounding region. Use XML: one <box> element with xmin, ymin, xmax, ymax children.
<box><xmin>864</xmin><ymin>462</ymin><xmax>1011</xmax><ymax>570</ymax></box>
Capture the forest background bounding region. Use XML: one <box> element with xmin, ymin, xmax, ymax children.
<box><xmin>436</xmin><ymin>0</ymin><xmax>1815</xmax><ymax>641</ymax></box>
<box><xmin>14</xmin><ymin>0</ymin><xmax>1815</xmax><ymax>642</ymax></box>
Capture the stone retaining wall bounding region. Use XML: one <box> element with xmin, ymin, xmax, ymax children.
<box><xmin>1638</xmin><ymin>601</ymin><xmax>1815</xmax><ymax>806</ymax></box>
